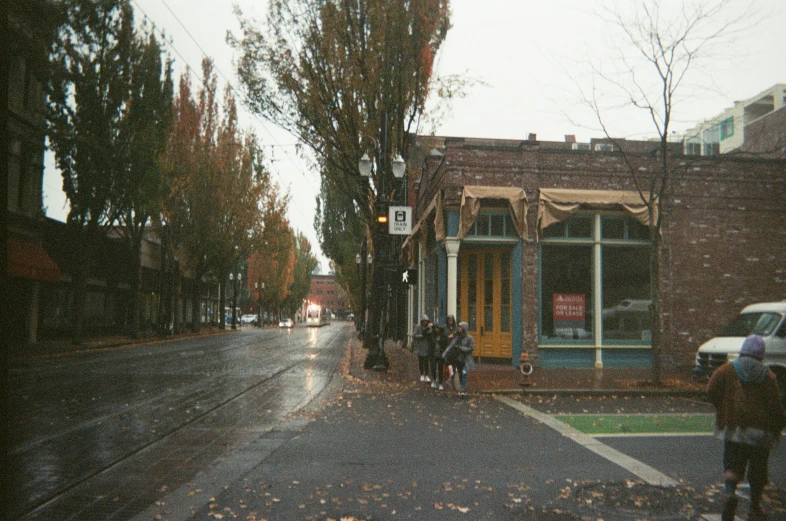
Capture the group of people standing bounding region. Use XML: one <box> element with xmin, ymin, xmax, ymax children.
<box><xmin>412</xmin><ymin>314</ymin><xmax>475</xmax><ymax>397</ymax></box>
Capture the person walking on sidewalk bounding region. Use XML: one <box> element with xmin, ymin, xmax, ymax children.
<box><xmin>412</xmin><ymin>315</ymin><xmax>434</xmax><ymax>383</ymax></box>
<box><xmin>430</xmin><ymin>324</ymin><xmax>448</xmax><ymax>391</ymax></box>
<box><xmin>707</xmin><ymin>334</ymin><xmax>786</xmax><ymax>521</ymax></box>
<box><xmin>444</xmin><ymin>315</ymin><xmax>459</xmax><ymax>381</ymax></box>
<box><xmin>447</xmin><ymin>321</ymin><xmax>475</xmax><ymax>397</ymax></box>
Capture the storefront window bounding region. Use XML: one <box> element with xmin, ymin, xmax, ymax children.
<box><xmin>540</xmin><ymin>244</ymin><xmax>593</xmax><ymax>343</ymax></box>
<box><xmin>540</xmin><ymin>214</ymin><xmax>651</xmax><ymax>346</ymax></box>
<box><xmin>601</xmin><ymin>246</ymin><xmax>650</xmax><ymax>344</ymax></box>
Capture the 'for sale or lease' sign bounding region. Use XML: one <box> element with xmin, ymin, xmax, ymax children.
<box><xmin>553</xmin><ymin>294</ymin><xmax>585</xmax><ymax>323</ymax></box>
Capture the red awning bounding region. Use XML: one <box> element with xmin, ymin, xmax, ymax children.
<box><xmin>7</xmin><ymin>235</ymin><xmax>61</xmax><ymax>282</ymax></box>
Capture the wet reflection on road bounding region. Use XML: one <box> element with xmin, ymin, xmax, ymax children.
<box><xmin>9</xmin><ymin>323</ymin><xmax>351</xmax><ymax>521</ymax></box>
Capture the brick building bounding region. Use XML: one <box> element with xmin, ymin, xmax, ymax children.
<box><xmin>6</xmin><ymin>1</ymin><xmax>62</xmax><ymax>344</ymax></box>
<box><xmin>306</xmin><ymin>274</ymin><xmax>349</xmax><ymax>316</ymax></box>
<box><xmin>403</xmin><ymin>134</ymin><xmax>786</xmax><ymax>370</ymax></box>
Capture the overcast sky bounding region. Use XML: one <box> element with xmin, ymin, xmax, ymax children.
<box><xmin>42</xmin><ymin>0</ymin><xmax>786</xmax><ymax>270</ymax></box>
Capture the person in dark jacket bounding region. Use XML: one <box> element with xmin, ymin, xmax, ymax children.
<box><xmin>412</xmin><ymin>315</ymin><xmax>433</xmax><ymax>383</ymax></box>
<box><xmin>444</xmin><ymin>314</ymin><xmax>459</xmax><ymax>380</ymax></box>
<box><xmin>443</xmin><ymin>321</ymin><xmax>474</xmax><ymax>397</ymax></box>
<box><xmin>707</xmin><ymin>334</ymin><xmax>786</xmax><ymax>521</ymax></box>
<box><xmin>430</xmin><ymin>324</ymin><xmax>448</xmax><ymax>391</ymax></box>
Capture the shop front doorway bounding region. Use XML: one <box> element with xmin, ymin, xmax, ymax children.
<box><xmin>457</xmin><ymin>248</ymin><xmax>512</xmax><ymax>361</ymax></box>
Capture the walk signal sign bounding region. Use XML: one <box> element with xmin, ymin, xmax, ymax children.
<box><xmin>400</xmin><ymin>267</ymin><xmax>417</xmax><ymax>285</ymax></box>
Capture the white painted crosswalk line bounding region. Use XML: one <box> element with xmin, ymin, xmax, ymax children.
<box><xmin>495</xmin><ymin>395</ymin><xmax>679</xmax><ymax>487</ymax></box>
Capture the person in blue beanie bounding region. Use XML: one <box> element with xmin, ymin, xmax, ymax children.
<box><xmin>707</xmin><ymin>334</ymin><xmax>786</xmax><ymax>521</ymax></box>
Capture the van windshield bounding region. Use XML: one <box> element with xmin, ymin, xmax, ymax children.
<box><xmin>720</xmin><ymin>312</ymin><xmax>783</xmax><ymax>337</ymax></box>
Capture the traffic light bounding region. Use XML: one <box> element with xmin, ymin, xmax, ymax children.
<box><xmin>375</xmin><ymin>202</ymin><xmax>389</xmax><ymax>224</ymax></box>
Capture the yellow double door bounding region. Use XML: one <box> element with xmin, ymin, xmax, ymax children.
<box><xmin>457</xmin><ymin>248</ymin><xmax>512</xmax><ymax>361</ymax></box>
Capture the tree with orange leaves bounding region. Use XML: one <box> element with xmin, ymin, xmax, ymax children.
<box><xmin>162</xmin><ymin>59</ymin><xmax>266</xmax><ymax>330</ymax></box>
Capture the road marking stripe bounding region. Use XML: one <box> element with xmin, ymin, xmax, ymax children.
<box><xmin>592</xmin><ymin>432</ymin><xmax>712</xmax><ymax>438</ymax></box>
<box><xmin>495</xmin><ymin>395</ymin><xmax>679</xmax><ymax>487</ymax></box>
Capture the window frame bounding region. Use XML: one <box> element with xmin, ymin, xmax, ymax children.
<box><xmin>538</xmin><ymin>212</ymin><xmax>652</xmax><ymax>348</ymax></box>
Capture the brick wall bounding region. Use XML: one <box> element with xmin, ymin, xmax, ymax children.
<box><xmin>414</xmin><ymin>136</ymin><xmax>786</xmax><ymax>367</ymax></box>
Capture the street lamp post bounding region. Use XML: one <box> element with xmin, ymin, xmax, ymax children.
<box><xmin>358</xmin><ymin>117</ymin><xmax>406</xmax><ymax>370</ymax></box>
<box><xmin>230</xmin><ymin>272</ymin><xmax>242</xmax><ymax>330</ymax></box>
<box><xmin>354</xmin><ymin>245</ymin><xmax>372</xmax><ymax>337</ymax></box>
<box><xmin>255</xmin><ymin>281</ymin><xmax>264</xmax><ymax>327</ymax></box>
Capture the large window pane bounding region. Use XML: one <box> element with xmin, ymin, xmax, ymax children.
<box><xmin>540</xmin><ymin>244</ymin><xmax>593</xmax><ymax>342</ymax></box>
<box><xmin>601</xmin><ymin>246</ymin><xmax>651</xmax><ymax>343</ymax></box>
<box><xmin>475</xmin><ymin>214</ymin><xmax>489</xmax><ymax>235</ymax></box>
<box><xmin>602</xmin><ymin>216</ymin><xmax>624</xmax><ymax>239</ymax></box>
<box><xmin>568</xmin><ymin>215</ymin><xmax>592</xmax><ymax>238</ymax></box>
<box><xmin>628</xmin><ymin>219</ymin><xmax>650</xmax><ymax>240</ymax></box>
<box><xmin>491</xmin><ymin>214</ymin><xmax>504</xmax><ymax>236</ymax></box>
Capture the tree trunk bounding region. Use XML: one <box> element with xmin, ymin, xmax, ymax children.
<box><xmin>130</xmin><ymin>235</ymin><xmax>143</xmax><ymax>338</ymax></box>
<box><xmin>70</xmin><ymin>230</ymin><xmax>88</xmax><ymax>345</ymax></box>
<box><xmin>71</xmin><ymin>263</ymin><xmax>86</xmax><ymax>346</ymax></box>
<box><xmin>219</xmin><ymin>281</ymin><xmax>226</xmax><ymax>330</ymax></box>
<box><xmin>649</xmin><ymin>226</ymin><xmax>662</xmax><ymax>386</ymax></box>
<box><xmin>191</xmin><ymin>278</ymin><xmax>201</xmax><ymax>332</ymax></box>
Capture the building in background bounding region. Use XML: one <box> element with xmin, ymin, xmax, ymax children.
<box><xmin>684</xmin><ymin>83</ymin><xmax>786</xmax><ymax>156</ymax></box>
<box><xmin>305</xmin><ymin>273</ymin><xmax>350</xmax><ymax>319</ymax></box>
<box><xmin>6</xmin><ymin>1</ymin><xmax>62</xmax><ymax>344</ymax></box>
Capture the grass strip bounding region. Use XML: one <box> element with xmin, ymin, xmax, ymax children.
<box><xmin>555</xmin><ymin>413</ymin><xmax>714</xmax><ymax>435</ymax></box>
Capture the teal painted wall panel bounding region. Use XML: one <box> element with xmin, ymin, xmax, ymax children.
<box><xmin>511</xmin><ymin>240</ymin><xmax>523</xmax><ymax>367</ymax></box>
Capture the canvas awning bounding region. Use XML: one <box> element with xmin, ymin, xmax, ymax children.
<box><xmin>7</xmin><ymin>235</ymin><xmax>61</xmax><ymax>282</ymax></box>
<box><xmin>537</xmin><ymin>188</ymin><xmax>656</xmax><ymax>235</ymax></box>
<box><xmin>401</xmin><ymin>192</ymin><xmax>445</xmax><ymax>250</ymax></box>
<box><xmin>457</xmin><ymin>186</ymin><xmax>528</xmax><ymax>240</ymax></box>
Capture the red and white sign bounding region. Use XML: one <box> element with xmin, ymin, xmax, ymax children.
<box><xmin>553</xmin><ymin>294</ymin><xmax>585</xmax><ymax>322</ymax></box>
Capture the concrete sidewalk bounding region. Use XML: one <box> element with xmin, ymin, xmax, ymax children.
<box><xmin>359</xmin><ymin>339</ymin><xmax>705</xmax><ymax>395</ymax></box>
<box><xmin>134</xmin><ymin>336</ymin><xmax>728</xmax><ymax>521</ymax></box>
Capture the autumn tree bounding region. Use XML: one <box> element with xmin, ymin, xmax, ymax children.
<box><xmin>315</xmin><ymin>171</ymin><xmax>368</xmax><ymax>319</ymax></box>
<box><xmin>572</xmin><ymin>0</ymin><xmax>754</xmax><ymax>384</ymax></box>
<box><xmin>247</xmin><ymin>208</ymin><xmax>295</xmax><ymax>321</ymax></box>
<box><xmin>48</xmin><ymin>0</ymin><xmax>134</xmax><ymax>344</ymax></box>
<box><xmin>282</xmin><ymin>231</ymin><xmax>319</xmax><ymax>319</ymax></box>
<box><xmin>246</xmin><ymin>160</ymin><xmax>293</xmax><ymax>321</ymax></box>
<box><xmin>162</xmin><ymin>59</ymin><xmax>265</xmax><ymax>331</ymax></box>
<box><xmin>232</xmin><ymin>0</ymin><xmax>451</xmax><ymax>366</ymax></box>
<box><xmin>207</xmin><ymin>96</ymin><xmax>266</xmax><ymax>329</ymax></box>
<box><xmin>115</xmin><ymin>29</ymin><xmax>173</xmax><ymax>338</ymax></box>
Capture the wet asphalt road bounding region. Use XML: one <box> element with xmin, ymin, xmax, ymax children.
<box><xmin>9</xmin><ymin>323</ymin><xmax>350</xmax><ymax>520</ymax></box>
<box><xmin>10</xmin><ymin>326</ymin><xmax>786</xmax><ymax>520</ymax></box>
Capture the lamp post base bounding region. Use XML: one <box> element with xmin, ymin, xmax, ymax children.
<box><xmin>363</xmin><ymin>336</ymin><xmax>389</xmax><ymax>371</ymax></box>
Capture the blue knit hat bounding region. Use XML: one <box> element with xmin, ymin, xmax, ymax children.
<box><xmin>740</xmin><ymin>334</ymin><xmax>765</xmax><ymax>360</ymax></box>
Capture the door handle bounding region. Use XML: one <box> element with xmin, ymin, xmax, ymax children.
<box><xmin>480</xmin><ymin>326</ymin><xmax>484</xmax><ymax>336</ymax></box>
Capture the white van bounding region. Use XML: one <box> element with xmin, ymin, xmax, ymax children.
<box><xmin>694</xmin><ymin>301</ymin><xmax>786</xmax><ymax>396</ymax></box>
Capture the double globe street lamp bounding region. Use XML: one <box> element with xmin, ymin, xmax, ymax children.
<box><xmin>358</xmin><ymin>149</ymin><xmax>406</xmax><ymax>370</ymax></box>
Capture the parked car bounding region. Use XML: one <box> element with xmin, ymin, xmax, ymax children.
<box><xmin>693</xmin><ymin>301</ymin><xmax>786</xmax><ymax>401</ymax></box>
<box><xmin>279</xmin><ymin>318</ymin><xmax>294</xmax><ymax>328</ymax></box>
<box><xmin>240</xmin><ymin>314</ymin><xmax>257</xmax><ymax>325</ymax></box>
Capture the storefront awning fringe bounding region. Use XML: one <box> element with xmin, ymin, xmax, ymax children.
<box><xmin>457</xmin><ymin>186</ymin><xmax>528</xmax><ymax>240</ymax></box>
<box><xmin>401</xmin><ymin>192</ymin><xmax>443</xmax><ymax>250</ymax></box>
<box><xmin>537</xmin><ymin>188</ymin><xmax>657</xmax><ymax>237</ymax></box>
